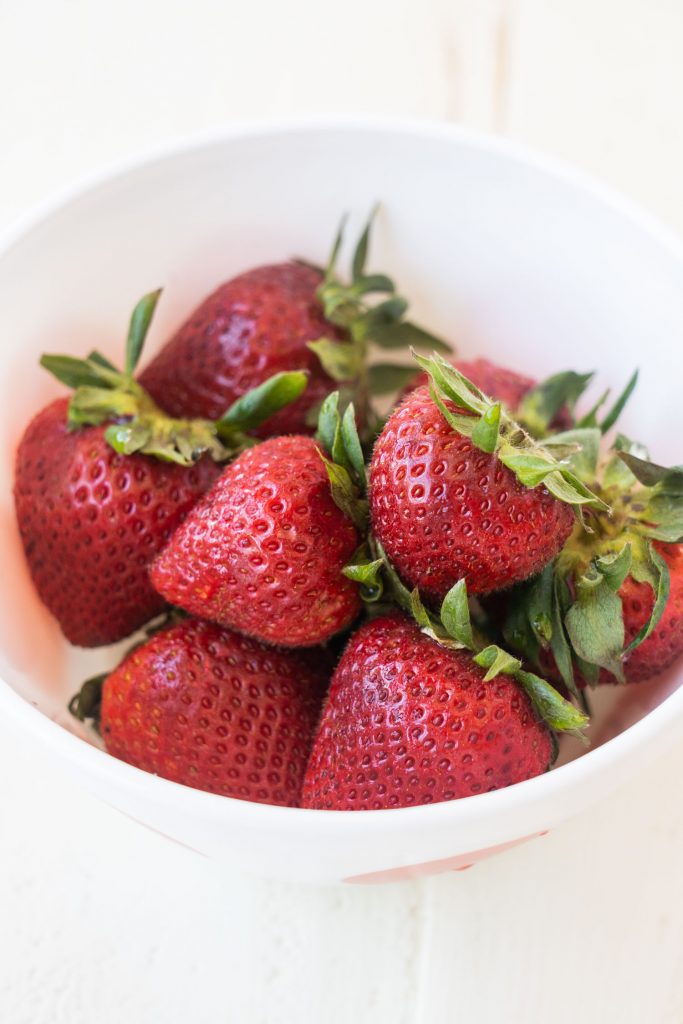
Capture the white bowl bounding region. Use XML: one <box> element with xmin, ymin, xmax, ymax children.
<box><xmin>2</xmin><ymin>119</ymin><xmax>683</xmax><ymax>884</ymax></box>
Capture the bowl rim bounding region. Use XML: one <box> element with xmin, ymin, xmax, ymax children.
<box><xmin>2</xmin><ymin>114</ymin><xmax>683</xmax><ymax>836</ymax></box>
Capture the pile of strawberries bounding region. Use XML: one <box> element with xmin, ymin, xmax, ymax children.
<box><xmin>13</xmin><ymin>213</ymin><xmax>683</xmax><ymax>811</ymax></box>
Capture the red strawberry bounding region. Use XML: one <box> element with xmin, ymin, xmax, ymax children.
<box><xmin>99</xmin><ymin>618</ymin><xmax>329</xmax><ymax>806</ymax></box>
<box><xmin>402</xmin><ymin>357</ymin><xmax>573</xmax><ymax>431</ymax></box>
<box><xmin>300</xmin><ymin>612</ymin><xmax>553</xmax><ymax>810</ymax></box>
<box><xmin>139</xmin><ymin>263</ymin><xmax>344</xmax><ymax>436</ymax></box>
<box><xmin>369</xmin><ymin>384</ymin><xmax>575</xmax><ymax>602</ymax></box>
<box><xmin>15</xmin><ymin>289</ymin><xmax>308</xmax><ymax>647</ymax></box>
<box><xmin>14</xmin><ymin>398</ymin><xmax>220</xmax><ymax>647</ymax></box>
<box><xmin>151</xmin><ymin>435</ymin><xmax>362</xmax><ymax>647</ymax></box>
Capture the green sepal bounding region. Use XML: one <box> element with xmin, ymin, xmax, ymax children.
<box><xmin>473</xmin><ymin>639</ymin><xmax>588</xmax><ymax>738</ymax></box>
<box><xmin>542</xmin><ymin>428</ymin><xmax>601</xmax><ymax>482</ymax></box>
<box><xmin>624</xmin><ymin>540</ymin><xmax>670</xmax><ymax>653</ymax></box>
<box><xmin>514</xmin><ymin>669</ymin><xmax>589</xmax><ymax>740</ymax></box>
<box><xmin>550</xmin><ymin>574</ymin><xmax>577</xmax><ymax>696</ymax></box>
<box><xmin>417</xmin><ymin>353</ymin><xmax>607</xmax><ymax>512</ymax></box>
<box><xmin>125</xmin><ymin>289</ymin><xmax>162</xmax><ymax>376</ymax></box>
<box><xmin>471</xmin><ymin>403</ymin><xmax>501</xmax><ymax>454</ymax></box>
<box><xmin>367</xmin><ymin>363</ymin><xmax>419</xmax><ymax>395</ymax></box>
<box><xmin>574</xmin><ymin>654</ymin><xmax>600</xmax><ymax>687</ymax></box>
<box><xmin>565</xmin><ymin>566</ymin><xmax>627</xmax><ymax>682</ymax></box>
<box><xmin>616</xmin><ymin>451</ymin><xmax>683</xmax><ymax>487</ymax></box>
<box><xmin>325</xmin><ymin>214</ymin><xmax>347</xmax><ymax>278</ymax></box>
<box><xmin>316</xmin><ymin>392</ymin><xmax>341</xmax><ymax>456</ymax></box>
<box><xmin>42</xmin><ymin>296</ymin><xmax>307</xmax><ymax>465</ymax></box>
<box><xmin>351</xmin><ymin>204</ymin><xmax>378</xmax><ymax>282</ymax></box>
<box><xmin>216</xmin><ymin>370</ymin><xmax>308</xmax><ymax>436</ymax></box>
<box><xmin>319</xmin><ymin>454</ymin><xmax>369</xmax><ymax>531</ymax></box>
<box><xmin>409</xmin><ymin>588</ymin><xmax>433</xmax><ymax>631</ymax></box>
<box><xmin>310</xmin><ymin>211</ymin><xmax>451</xmax><ymax>391</ymax></box>
<box><xmin>474</xmin><ymin>645</ymin><xmax>521</xmax><ymax>682</ymax></box>
<box><xmin>370</xmin><ymin>321</ymin><xmax>451</xmax><ymax>353</ymax></box>
<box><xmin>502</xmin><ymin>589</ymin><xmax>541</xmax><ymax>668</ymax></box>
<box><xmin>440</xmin><ymin>579</ymin><xmax>474</xmax><ymax>648</ymax></box>
<box><xmin>617</xmin><ymin>452</ymin><xmax>683</xmax><ymax>542</ymax></box>
<box><xmin>307</xmin><ymin>338</ymin><xmax>363</xmax><ymax>382</ymax></box>
<box><xmin>342</xmin><ymin>546</ymin><xmax>385</xmax><ymax>603</ymax></box>
<box><xmin>87</xmin><ymin>350</ymin><xmax>117</xmax><ymax>372</ymax></box>
<box><xmin>40</xmin><ymin>354</ymin><xmax>118</xmax><ymax>390</ymax></box>
<box><xmin>575</xmin><ymin>369</ymin><xmax>639</xmax><ymax>434</ymax></box>
<box><xmin>391</xmin><ymin>564</ymin><xmax>589</xmax><ymax>737</ymax></box>
<box><xmin>599</xmin><ymin>369</ymin><xmax>639</xmax><ymax>433</ymax></box>
<box><xmin>518</xmin><ymin>370</ymin><xmax>594</xmax><ymax>436</ymax></box>
<box><xmin>68</xmin><ymin>386</ymin><xmax>139</xmax><ymax>428</ymax></box>
<box><xmin>341</xmin><ymin>404</ymin><xmax>366</xmax><ymax>485</ymax></box>
<box><xmin>316</xmin><ymin>391</ymin><xmax>367</xmax><ymax>488</ymax></box>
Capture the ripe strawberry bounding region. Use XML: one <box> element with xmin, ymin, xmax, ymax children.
<box><xmin>97</xmin><ymin>618</ymin><xmax>329</xmax><ymax>806</ymax></box>
<box><xmin>151</xmin><ymin>435</ymin><xmax>362</xmax><ymax>647</ymax></box>
<box><xmin>15</xmin><ymin>290</ymin><xmax>306</xmax><ymax>648</ymax></box>
<box><xmin>139</xmin><ymin>214</ymin><xmax>449</xmax><ymax>440</ymax></box>
<box><xmin>14</xmin><ymin>398</ymin><xmax>219</xmax><ymax>647</ymax></box>
<box><xmin>139</xmin><ymin>263</ymin><xmax>343</xmax><ymax>436</ymax></box>
<box><xmin>369</xmin><ymin>383</ymin><xmax>577</xmax><ymax>602</ymax></box>
<box><xmin>300</xmin><ymin>613</ymin><xmax>553</xmax><ymax>810</ymax></box>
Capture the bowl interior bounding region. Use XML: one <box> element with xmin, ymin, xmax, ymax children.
<box><xmin>1</xmin><ymin>123</ymin><xmax>682</xmax><ymax>793</ymax></box>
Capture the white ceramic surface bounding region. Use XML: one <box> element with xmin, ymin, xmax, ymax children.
<box><xmin>1</xmin><ymin>120</ymin><xmax>683</xmax><ymax>884</ymax></box>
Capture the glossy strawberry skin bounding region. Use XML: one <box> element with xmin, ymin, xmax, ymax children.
<box><xmin>101</xmin><ymin>618</ymin><xmax>329</xmax><ymax>806</ymax></box>
<box><xmin>300</xmin><ymin>613</ymin><xmax>552</xmax><ymax>810</ymax></box>
<box><xmin>13</xmin><ymin>398</ymin><xmax>220</xmax><ymax>647</ymax></box>
<box><xmin>151</xmin><ymin>435</ymin><xmax>362</xmax><ymax>647</ymax></box>
<box><xmin>402</xmin><ymin>357</ymin><xmax>572</xmax><ymax>430</ymax></box>
<box><xmin>369</xmin><ymin>386</ymin><xmax>574</xmax><ymax>602</ymax></box>
<box><xmin>139</xmin><ymin>263</ymin><xmax>345</xmax><ymax>436</ymax></box>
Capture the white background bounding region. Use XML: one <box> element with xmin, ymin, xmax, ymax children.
<box><xmin>2</xmin><ymin>2</ymin><xmax>683</xmax><ymax>1021</ymax></box>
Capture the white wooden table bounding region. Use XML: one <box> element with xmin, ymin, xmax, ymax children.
<box><xmin>2</xmin><ymin>3</ymin><xmax>683</xmax><ymax>1021</ymax></box>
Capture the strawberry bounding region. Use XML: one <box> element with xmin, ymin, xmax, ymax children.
<box><xmin>139</xmin><ymin>214</ymin><xmax>450</xmax><ymax>439</ymax></box>
<box><xmin>501</xmin><ymin>437</ymin><xmax>683</xmax><ymax>688</ymax></box>
<box><xmin>369</xmin><ymin>358</ymin><xmax>603</xmax><ymax>604</ymax></box>
<box><xmin>300</xmin><ymin>612</ymin><xmax>554</xmax><ymax>810</ymax></box>
<box><xmin>14</xmin><ymin>291</ymin><xmax>307</xmax><ymax>647</ymax></box>
<box><xmin>74</xmin><ymin>618</ymin><xmax>330</xmax><ymax>806</ymax></box>
<box><xmin>151</xmin><ymin>435</ymin><xmax>363</xmax><ymax>647</ymax></box>
<box><xmin>139</xmin><ymin>263</ymin><xmax>342</xmax><ymax>436</ymax></box>
<box><xmin>14</xmin><ymin>398</ymin><xmax>219</xmax><ymax>647</ymax></box>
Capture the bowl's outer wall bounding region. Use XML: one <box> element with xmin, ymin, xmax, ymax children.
<box><xmin>1</xmin><ymin>124</ymin><xmax>683</xmax><ymax>882</ymax></box>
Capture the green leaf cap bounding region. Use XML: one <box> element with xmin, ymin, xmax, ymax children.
<box><xmin>504</xmin><ymin>435</ymin><xmax>681</xmax><ymax>689</ymax></box>
<box><xmin>415</xmin><ymin>352</ymin><xmax>608</xmax><ymax>513</ymax></box>
<box><xmin>364</xmin><ymin>541</ymin><xmax>588</xmax><ymax>739</ymax></box>
<box><xmin>517</xmin><ymin>370</ymin><xmax>594</xmax><ymax>437</ymax></box>
<box><xmin>316</xmin><ymin>392</ymin><xmax>369</xmax><ymax>531</ymax></box>
<box><xmin>342</xmin><ymin>540</ymin><xmax>589</xmax><ymax>741</ymax></box>
<box><xmin>41</xmin><ymin>290</ymin><xmax>308</xmax><ymax>466</ymax></box>
<box><xmin>516</xmin><ymin>368</ymin><xmax>638</xmax><ymax>438</ymax></box>
<box><xmin>306</xmin><ymin>208</ymin><xmax>451</xmax><ymax>397</ymax></box>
